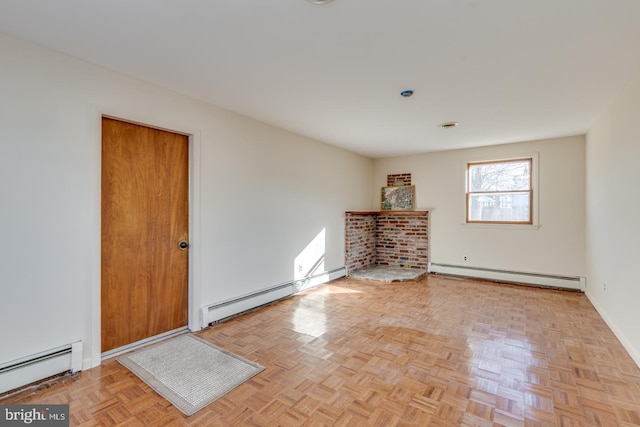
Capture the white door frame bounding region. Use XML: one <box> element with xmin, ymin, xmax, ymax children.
<box><xmin>90</xmin><ymin>108</ymin><xmax>202</xmax><ymax>369</ymax></box>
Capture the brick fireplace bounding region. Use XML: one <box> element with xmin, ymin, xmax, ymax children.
<box><xmin>345</xmin><ymin>210</ymin><xmax>429</xmax><ymax>275</ymax></box>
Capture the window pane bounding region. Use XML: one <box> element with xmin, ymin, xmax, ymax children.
<box><xmin>469</xmin><ymin>160</ymin><xmax>530</xmax><ymax>192</ymax></box>
<box><xmin>468</xmin><ymin>192</ymin><xmax>531</xmax><ymax>222</ymax></box>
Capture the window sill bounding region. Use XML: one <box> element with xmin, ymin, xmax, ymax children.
<box><xmin>460</xmin><ymin>222</ymin><xmax>541</xmax><ymax>230</ymax></box>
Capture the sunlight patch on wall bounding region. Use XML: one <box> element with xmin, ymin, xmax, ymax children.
<box><xmin>294</xmin><ymin>228</ymin><xmax>326</xmax><ymax>285</ymax></box>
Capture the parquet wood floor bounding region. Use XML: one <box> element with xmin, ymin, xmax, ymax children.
<box><xmin>4</xmin><ymin>275</ymin><xmax>640</xmax><ymax>426</ymax></box>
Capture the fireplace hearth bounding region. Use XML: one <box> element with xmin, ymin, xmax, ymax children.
<box><xmin>349</xmin><ymin>265</ymin><xmax>426</xmax><ymax>282</ymax></box>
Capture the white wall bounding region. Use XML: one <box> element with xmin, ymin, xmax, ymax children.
<box><xmin>0</xmin><ymin>33</ymin><xmax>373</xmax><ymax>368</ymax></box>
<box><xmin>586</xmin><ymin>66</ymin><xmax>640</xmax><ymax>365</ymax></box>
<box><xmin>373</xmin><ymin>136</ymin><xmax>586</xmax><ymax>277</ymax></box>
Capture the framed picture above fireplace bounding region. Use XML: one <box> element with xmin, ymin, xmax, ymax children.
<box><xmin>381</xmin><ymin>185</ymin><xmax>415</xmax><ymax>211</ymax></box>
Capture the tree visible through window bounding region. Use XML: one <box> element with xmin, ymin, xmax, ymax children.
<box><xmin>467</xmin><ymin>158</ymin><xmax>532</xmax><ymax>224</ymax></box>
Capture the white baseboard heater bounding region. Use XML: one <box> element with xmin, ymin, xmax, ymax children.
<box><xmin>429</xmin><ymin>263</ymin><xmax>585</xmax><ymax>291</ymax></box>
<box><xmin>200</xmin><ymin>267</ymin><xmax>346</xmax><ymax>328</ymax></box>
<box><xmin>0</xmin><ymin>341</ymin><xmax>83</xmax><ymax>395</ymax></box>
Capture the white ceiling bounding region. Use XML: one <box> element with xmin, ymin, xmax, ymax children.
<box><xmin>1</xmin><ymin>1</ymin><xmax>640</xmax><ymax>158</ymax></box>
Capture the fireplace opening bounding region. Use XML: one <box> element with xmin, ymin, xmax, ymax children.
<box><xmin>345</xmin><ymin>211</ymin><xmax>429</xmax><ymax>282</ymax></box>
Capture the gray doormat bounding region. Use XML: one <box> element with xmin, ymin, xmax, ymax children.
<box><xmin>117</xmin><ymin>334</ymin><xmax>264</xmax><ymax>416</ymax></box>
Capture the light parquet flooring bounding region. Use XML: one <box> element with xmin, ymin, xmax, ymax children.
<box><xmin>4</xmin><ymin>275</ymin><xmax>640</xmax><ymax>426</ymax></box>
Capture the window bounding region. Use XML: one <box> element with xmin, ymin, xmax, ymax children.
<box><xmin>467</xmin><ymin>158</ymin><xmax>532</xmax><ymax>224</ymax></box>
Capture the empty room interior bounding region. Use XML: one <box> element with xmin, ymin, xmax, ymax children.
<box><xmin>1</xmin><ymin>1</ymin><xmax>640</xmax><ymax>425</ymax></box>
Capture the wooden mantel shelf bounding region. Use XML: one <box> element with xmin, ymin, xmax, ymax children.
<box><xmin>346</xmin><ymin>210</ymin><xmax>429</xmax><ymax>216</ymax></box>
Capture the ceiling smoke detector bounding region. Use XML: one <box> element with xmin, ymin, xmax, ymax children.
<box><xmin>307</xmin><ymin>0</ymin><xmax>334</xmax><ymax>4</ymax></box>
<box><xmin>439</xmin><ymin>122</ymin><xmax>459</xmax><ymax>129</ymax></box>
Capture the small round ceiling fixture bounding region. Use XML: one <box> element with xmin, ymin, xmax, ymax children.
<box><xmin>439</xmin><ymin>121</ymin><xmax>459</xmax><ymax>129</ymax></box>
<box><xmin>400</xmin><ymin>90</ymin><xmax>414</xmax><ymax>98</ymax></box>
<box><xmin>307</xmin><ymin>0</ymin><xmax>334</xmax><ymax>4</ymax></box>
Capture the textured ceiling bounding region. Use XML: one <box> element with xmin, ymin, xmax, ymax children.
<box><xmin>1</xmin><ymin>0</ymin><xmax>640</xmax><ymax>157</ymax></box>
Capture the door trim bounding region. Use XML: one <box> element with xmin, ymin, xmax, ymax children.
<box><xmin>91</xmin><ymin>109</ymin><xmax>202</xmax><ymax>368</ymax></box>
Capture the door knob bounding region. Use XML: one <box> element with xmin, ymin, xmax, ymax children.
<box><xmin>178</xmin><ymin>241</ymin><xmax>189</xmax><ymax>250</ymax></box>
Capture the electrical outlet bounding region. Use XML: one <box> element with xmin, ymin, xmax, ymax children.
<box><xmin>603</xmin><ymin>283</ymin><xmax>606</xmax><ymax>291</ymax></box>
<box><xmin>298</xmin><ymin>265</ymin><xmax>303</xmax><ymax>273</ymax></box>
<box><xmin>463</xmin><ymin>256</ymin><xmax>468</xmax><ymax>261</ymax></box>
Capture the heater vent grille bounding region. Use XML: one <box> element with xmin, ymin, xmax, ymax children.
<box><xmin>0</xmin><ymin>341</ymin><xmax>82</xmax><ymax>394</ymax></box>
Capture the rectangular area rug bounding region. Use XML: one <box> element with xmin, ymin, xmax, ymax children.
<box><xmin>117</xmin><ymin>334</ymin><xmax>264</xmax><ymax>416</ymax></box>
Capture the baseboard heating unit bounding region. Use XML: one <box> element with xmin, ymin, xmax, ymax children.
<box><xmin>0</xmin><ymin>341</ymin><xmax>82</xmax><ymax>394</ymax></box>
<box><xmin>429</xmin><ymin>263</ymin><xmax>585</xmax><ymax>291</ymax></box>
<box><xmin>200</xmin><ymin>267</ymin><xmax>346</xmax><ymax>328</ymax></box>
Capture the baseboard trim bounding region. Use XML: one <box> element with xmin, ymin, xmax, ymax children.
<box><xmin>584</xmin><ymin>291</ymin><xmax>640</xmax><ymax>369</ymax></box>
<box><xmin>429</xmin><ymin>263</ymin><xmax>584</xmax><ymax>291</ymax></box>
<box><xmin>200</xmin><ymin>267</ymin><xmax>346</xmax><ymax>328</ymax></box>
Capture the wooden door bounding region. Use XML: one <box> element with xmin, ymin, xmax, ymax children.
<box><xmin>101</xmin><ymin>117</ymin><xmax>189</xmax><ymax>353</ymax></box>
